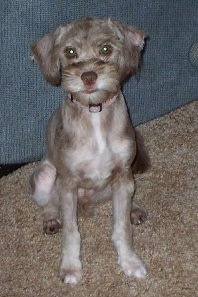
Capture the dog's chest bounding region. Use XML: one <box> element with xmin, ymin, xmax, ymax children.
<box><xmin>65</xmin><ymin>113</ymin><xmax>131</xmax><ymax>187</ymax></box>
<box><xmin>91</xmin><ymin>115</ymin><xmax>106</xmax><ymax>153</ymax></box>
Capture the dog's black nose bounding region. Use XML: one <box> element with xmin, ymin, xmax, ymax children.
<box><xmin>81</xmin><ymin>71</ymin><xmax>98</xmax><ymax>85</ymax></box>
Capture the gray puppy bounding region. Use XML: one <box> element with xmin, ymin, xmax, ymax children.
<box><xmin>30</xmin><ymin>17</ymin><xmax>149</xmax><ymax>284</ymax></box>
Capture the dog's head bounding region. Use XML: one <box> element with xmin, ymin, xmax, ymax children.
<box><xmin>32</xmin><ymin>17</ymin><xmax>146</xmax><ymax>105</ymax></box>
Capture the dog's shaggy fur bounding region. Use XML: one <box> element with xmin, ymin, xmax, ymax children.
<box><xmin>30</xmin><ymin>17</ymin><xmax>149</xmax><ymax>284</ymax></box>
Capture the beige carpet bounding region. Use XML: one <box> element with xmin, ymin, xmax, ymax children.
<box><xmin>1</xmin><ymin>101</ymin><xmax>197</xmax><ymax>297</ymax></box>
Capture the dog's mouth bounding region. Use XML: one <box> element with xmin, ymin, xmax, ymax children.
<box><xmin>78</xmin><ymin>78</ymin><xmax>120</xmax><ymax>103</ymax></box>
<box><xmin>74</xmin><ymin>88</ymin><xmax>117</xmax><ymax>104</ymax></box>
<box><xmin>83</xmin><ymin>88</ymin><xmax>98</xmax><ymax>94</ymax></box>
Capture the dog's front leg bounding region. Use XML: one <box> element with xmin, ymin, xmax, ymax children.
<box><xmin>112</xmin><ymin>169</ymin><xmax>147</xmax><ymax>279</ymax></box>
<box><xmin>58</xmin><ymin>180</ymin><xmax>82</xmax><ymax>285</ymax></box>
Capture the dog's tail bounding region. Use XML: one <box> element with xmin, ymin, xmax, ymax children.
<box><xmin>132</xmin><ymin>129</ymin><xmax>151</xmax><ymax>174</ymax></box>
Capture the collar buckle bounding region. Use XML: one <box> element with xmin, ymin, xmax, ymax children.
<box><xmin>89</xmin><ymin>103</ymin><xmax>102</xmax><ymax>113</ymax></box>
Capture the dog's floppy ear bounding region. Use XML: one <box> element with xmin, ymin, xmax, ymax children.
<box><xmin>108</xmin><ymin>19</ymin><xmax>146</xmax><ymax>78</ymax></box>
<box><xmin>31</xmin><ymin>27</ymin><xmax>64</xmax><ymax>86</ymax></box>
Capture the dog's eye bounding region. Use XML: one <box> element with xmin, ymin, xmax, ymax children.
<box><xmin>65</xmin><ymin>47</ymin><xmax>77</xmax><ymax>59</ymax></box>
<box><xmin>100</xmin><ymin>45</ymin><xmax>112</xmax><ymax>55</ymax></box>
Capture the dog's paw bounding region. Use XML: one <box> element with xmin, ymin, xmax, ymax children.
<box><xmin>131</xmin><ymin>206</ymin><xmax>147</xmax><ymax>225</ymax></box>
<box><xmin>60</xmin><ymin>266</ymin><xmax>82</xmax><ymax>285</ymax></box>
<box><xmin>119</xmin><ymin>254</ymin><xmax>147</xmax><ymax>279</ymax></box>
<box><xmin>43</xmin><ymin>218</ymin><xmax>62</xmax><ymax>234</ymax></box>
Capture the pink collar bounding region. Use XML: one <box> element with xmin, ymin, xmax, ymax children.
<box><xmin>70</xmin><ymin>93</ymin><xmax>118</xmax><ymax>113</ymax></box>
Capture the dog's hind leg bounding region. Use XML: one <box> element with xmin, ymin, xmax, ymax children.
<box><xmin>30</xmin><ymin>159</ymin><xmax>61</xmax><ymax>234</ymax></box>
<box><xmin>131</xmin><ymin>201</ymin><xmax>147</xmax><ymax>225</ymax></box>
<box><xmin>43</xmin><ymin>187</ymin><xmax>61</xmax><ymax>234</ymax></box>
